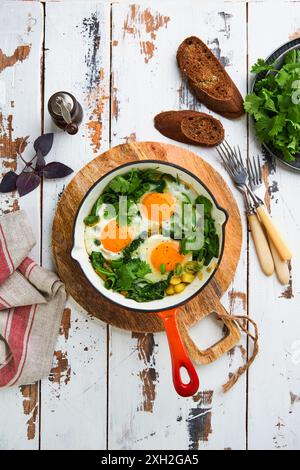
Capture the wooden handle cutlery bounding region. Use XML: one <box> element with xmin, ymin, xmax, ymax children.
<box><xmin>217</xmin><ymin>142</ymin><xmax>291</xmax><ymax>284</ymax></box>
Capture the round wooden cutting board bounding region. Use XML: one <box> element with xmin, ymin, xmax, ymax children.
<box><xmin>52</xmin><ymin>142</ymin><xmax>242</xmax><ymax>341</ymax></box>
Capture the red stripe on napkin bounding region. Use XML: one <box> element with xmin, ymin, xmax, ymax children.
<box><xmin>0</xmin><ymin>210</ymin><xmax>66</xmax><ymax>388</ymax></box>
<box><xmin>0</xmin><ymin>224</ymin><xmax>14</xmax><ymax>283</ymax></box>
<box><xmin>0</xmin><ymin>238</ymin><xmax>11</xmax><ymax>283</ymax></box>
<box><xmin>4</xmin><ymin>308</ymin><xmax>13</xmax><ymax>339</ymax></box>
<box><xmin>18</xmin><ymin>257</ymin><xmax>37</xmax><ymax>278</ymax></box>
<box><xmin>0</xmin><ymin>305</ymin><xmax>36</xmax><ymax>387</ymax></box>
<box><xmin>0</xmin><ymin>310</ymin><xmax>13</xmax><ymax>370</ymax></box>
<box><xmin>0</xmin><ymin>294</ymin><xmax>10</xmax><ymax>311</ymax></box>
<box><xmin>10</xmin><ymin>305</ymin><xmax>37</xmax><ymax>387</ymax></box>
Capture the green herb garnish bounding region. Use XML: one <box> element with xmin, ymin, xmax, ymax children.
<box><xmin>84</xmin><ymin>215</ymin><xmax>100</xmax><ymax>226</ymax></box>
<box><xmin>244</xmin><ymin>52</ymin><xmax>300</xmax><ymax>161</ymax></box>
<box><xmin>89</xmin><ymin>238</ymin><xmax>171</xmax><ymax>302</ymax></box>
<box><xmin>175</xmin><ymin>263</ymin><xmax>183</xmax><ymax>276</ymax></box>
<box><xmin>127</xmin><ymin>276</ymin><xmax>171</xmax><ymax>302</ymax></box>
<box><xmin>182</xmin><ymin>192</ymin><xmax>192</xmax><ymax>204</ymax></box>
<box><xmin>160</xmin><ymin>263</ymin><xmax>166</xmax><ymax>274</ymax></box>
<box><xmin>177</xmin><ymin>195</ymin><xmax>219</xmax><ymax>265</ymax></box>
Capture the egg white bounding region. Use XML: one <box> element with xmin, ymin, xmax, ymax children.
<box><xmin>166</xmin><ymin>180</ymin><xmax>198</xmax><ymax>205</ymax></box>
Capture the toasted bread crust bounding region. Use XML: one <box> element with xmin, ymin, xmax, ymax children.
<box><xmin>177</xmin><ymin>36</ymin><xmax>244</xmax><ymax>119</ymax></box>
<box><xmin>154</xmin><ymin>110</ymin><xmax>224</xmax><ymax>146</ymax></box>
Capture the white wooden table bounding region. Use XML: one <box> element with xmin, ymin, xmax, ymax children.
<box><xmin>0</xmin><ymin>0</ymin><xmax>300</xmax><ymax>450</ymax></box>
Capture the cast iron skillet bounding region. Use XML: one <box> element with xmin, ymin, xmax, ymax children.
<box><xmin>71</xmin><ymin>160</ymin><xmax>228</xmax><ymax>397</ymax></box>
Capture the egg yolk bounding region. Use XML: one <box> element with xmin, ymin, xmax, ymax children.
<box><xmin>100</xmin><ymin>220</ymin><xmax>132</xmax><ymax>253</ymax></box>
<box><xmin>142</xmin><ymin>192</ymin><xmax>175</xmax><ymax>222</ymax></box>
<box><xmin>151</xmin><ymin>241</ymin><xmax>184</xmax><ymax>272</ymax></box>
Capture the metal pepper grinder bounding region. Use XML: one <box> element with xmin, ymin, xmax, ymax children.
<box><xmin>48</xmin><ymin>91</ymin><xmax>83</xmax><ymax>135</ymax></box>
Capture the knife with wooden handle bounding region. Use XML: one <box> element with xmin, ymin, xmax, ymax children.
<box><xmin>248</xmin><ymin>213</ymin><xmax>274</xmax><ymax>276</ymax></box>
<box><xmin>256</xmin><ymin>205</ymin><xmax>292</xmax><ymax>261</ymax></box>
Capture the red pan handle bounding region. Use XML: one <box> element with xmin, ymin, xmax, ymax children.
<box><xmin>159</xmin><ymin>309</ymin><xmax>199</xmax><ymax>397</ymax></box>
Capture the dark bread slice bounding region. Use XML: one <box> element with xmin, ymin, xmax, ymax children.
<box><xmin>177</xmin><ymin>36</ymin><xmax>244</xmax><ymax>119</ymax></box>
<box><xmin>154</xmin><ymin>110</ymin><xmax>224</xmax><ymax>146</ymax></box>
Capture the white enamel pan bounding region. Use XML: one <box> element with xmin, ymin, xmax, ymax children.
<box><xmin>71</xmin><ymin>160</ymin><xmax>228</xmax><ymax>397</ymax></box>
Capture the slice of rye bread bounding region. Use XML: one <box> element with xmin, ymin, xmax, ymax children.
<box><xmin>154</xmin><ymin>110</ymin><xmax>224</xmax><ymax>146</ymax></box>
<box><xmin>177</xmin><ymin>36</ymin><xmax>244</xmax><ymax>119</ymax></box>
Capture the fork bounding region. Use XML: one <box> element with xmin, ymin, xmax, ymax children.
<box><xmin>217</xmin><ymin>143</ymin><xmax>274</xmax><ymax>276</ymax></box>
<box><xmin>217</xmin><ymin>142</ymin><xmax>292</xmax><ymax>262</ymax></box>
<box><xmin>247</xmin><ymin>155</ymin><xmax>290</xmax><ymax>284</ymax></box>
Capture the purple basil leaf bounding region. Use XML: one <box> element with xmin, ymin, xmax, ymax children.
<box><xmin>18</xmin><ymin>135</ymin><xmax>29</xmax><ymax>155</ymax></box>
<box><xmin>0</xmin><ymin>171</ymin><xmax>18</xmax><ymax>193</ymax></box>
<box><xmin>35</xmin><ymin>149</ymin><xmax>46</xmax><ymax>172</ymax></box>
<box><xmin>42</xmin><ymin>162</ymin><xmax>73</xmax><ymax>179</ymax></box>
<box><xmin>33</xmin><ymin>133</ymin><xmax>54</xmax><ymax>157</ymax></box>
<box><xmin>16</xmin><ymin>172</ymin><xmax>41</xmax><ymax>197</ymax></box>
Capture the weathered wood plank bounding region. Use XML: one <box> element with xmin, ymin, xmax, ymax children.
<box><xmin>4</xmin><ymin>0</ymin><xmax>299</xmax><ymax>451</ymax></box>
<box><xmin>248</xmin><ymin>0</ymin><xmax>300</xmax><ymax>450</ymax></box>
<box><xmin>0</xmin><ymin>0</ymin><xmax>43</xmax><ymax>449</ymax></box>
<box><xmin>109</xmin><ymin>0</ymin><xmax>247</xmax><ymax>450</ymax></box>
<box><xmin>40</xmin><ymin>1</ymin><xmax>110</xmax><ymax>449</ymax></box>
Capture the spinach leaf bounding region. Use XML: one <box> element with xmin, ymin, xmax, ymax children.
<box><xmin>122</xmin><ymin>236</ymin><xmax>145</xmax><ymax>262</ymax></box>
<box><xmin>90</xmin><ymin>195</ymin><xmax>103</xmax><ymax>216</ymax></box>
<box><xmin>178</xmin><ymin>195</ymin><xmax>218</xmax><ymax>265</ymax></box>
<box><xmin>127</xmin><ymin>276</ymin><xmax>171</xmax><ymax>302</ymax></box>
<box><xmin>90</xmin><ymin>252</ymin><xmax>117</xmax><ymax>286</ymax></box>
<box><xmin>84</xmin><ymin>215</ymin><xmax>100</xmax><ymax>226</ymax></box>
<box><xmin>195</xmin><ymin>195</ymin><xmax>213</xmax><ymax>216</ymax></box>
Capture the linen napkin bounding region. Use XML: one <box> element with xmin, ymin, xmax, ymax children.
<box><xmin>0</xmin><ymin>210</ymin><xmax>66</xmax><ymax>388</ymax></box>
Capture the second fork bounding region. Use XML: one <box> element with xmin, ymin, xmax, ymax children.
<box><xmin>218</xmin><ymin>142</ymin><xmax>292</xmax><ymax>262</ymax></box>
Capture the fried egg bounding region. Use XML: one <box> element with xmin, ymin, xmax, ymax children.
<box><xmin>140</xmin><ymin>192</ymin><xmax>175</xmax><ymax>223</ymax></box>
<box><xmin>84</xmin><ymin>199</ymin><xmax>147</xmax><ymax>260</ymax></box>
<box><xmin>136</xmin><ymin>234</ymin><xmax>192</xmax><ymax>282</ymax></box>
<box><xmin>100</xmin><ymin>219</ymin><xmax>133</xmax><ymax>253</ymax></box>
<box><xmin>138</xmin><ymin>180</ymin><xmax>198</xmax><ymax>235</ymax></box>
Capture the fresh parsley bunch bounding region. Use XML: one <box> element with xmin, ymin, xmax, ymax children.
<box><xmin>244</xmin><ymin>50</ymin><xmax>300</xmax><ymax>161</ymax></box>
